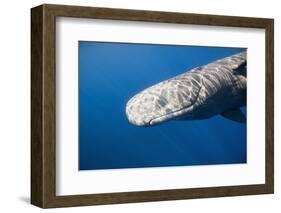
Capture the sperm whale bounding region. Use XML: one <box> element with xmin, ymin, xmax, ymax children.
<box><xmin>126</xmin><ymin>51</ymin><xmax>247</xmax><ymax>126</ymax></box>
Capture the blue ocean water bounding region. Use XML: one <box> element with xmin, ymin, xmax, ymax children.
<box><xmin>79</xmin><ymin>41</ymin><xmax>247</xmax><ymax>170</ymax></box>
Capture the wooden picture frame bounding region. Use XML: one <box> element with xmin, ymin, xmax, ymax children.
<box><xmin>31</xmin><ymin>4</ymin><xmax>274</xmax><ymax>208</ymax></box>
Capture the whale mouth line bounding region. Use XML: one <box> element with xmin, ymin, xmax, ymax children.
<box><xmin>148</xmin><ymin>104</ymin><xmax>194</xmax><ymax>126</ymax></box>
<box><xmin>148</xmin><ymin>85</ymin><xmax>202</xmax><ymax>126</ymax></box>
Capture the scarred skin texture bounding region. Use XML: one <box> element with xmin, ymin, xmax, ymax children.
<box><xmin>125</xmin><ymin>51</ymin><xmax>247</xmax><ymax>127</ymax></box>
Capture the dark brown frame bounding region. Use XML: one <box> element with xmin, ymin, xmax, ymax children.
<box><xmin>31</xmin><ymin>4</ymin><xmax>274</xmax><ymax>208</ymax></box>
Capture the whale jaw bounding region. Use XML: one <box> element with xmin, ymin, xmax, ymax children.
<box><xmin>126</xmin><ymin>98</ymin><xmax>197</xmax><ymax>127</ymax></box>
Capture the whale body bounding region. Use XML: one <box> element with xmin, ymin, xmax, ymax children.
<box><xmin>126</xmin><ymin>51</ymin><xmax>247</xmax><ymax>126</ymax></box>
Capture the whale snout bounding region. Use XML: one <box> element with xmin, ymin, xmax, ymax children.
<box><xmin>126</xmin><ymin>92</ymin><xmax>164</xmax><ymax>126</ymax></box>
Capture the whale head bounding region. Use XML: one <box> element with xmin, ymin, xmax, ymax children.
<box><xmin>125</xmin><ymin>72</ymin><xmax>202</xmax><ymax>126</ymax></box>
<box><xmin>126</xmin><ymin>51</ymin><xmax>247</xmax><ymax>126</ymax></box>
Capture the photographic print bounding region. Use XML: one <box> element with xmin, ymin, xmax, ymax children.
<box><xmin>31</xmin><ymin>4</ymin><xmax>274</xmax><ymax>208</ymax></box>
<box><xmin>79</xmin><ymin>41</ymin><xmax>247</xmax><ymax>170</ymax></box>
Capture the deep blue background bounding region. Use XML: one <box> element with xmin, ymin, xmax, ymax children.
<box><xmin>79</xmin><ymin>41</ymin><xmax>247</xmax><ymax>170</ymax></box>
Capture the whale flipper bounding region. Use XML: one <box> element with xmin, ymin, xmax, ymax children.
<box><xmin>221</xmin><ymin>109</ymin><xmax>246</xmax><ymax>123</ymax></box>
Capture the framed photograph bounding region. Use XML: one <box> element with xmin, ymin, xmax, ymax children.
<box><xmin>31</xmin><ymin>4</ymin><xmax>274</xmax><ymax>208</ymax></box>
